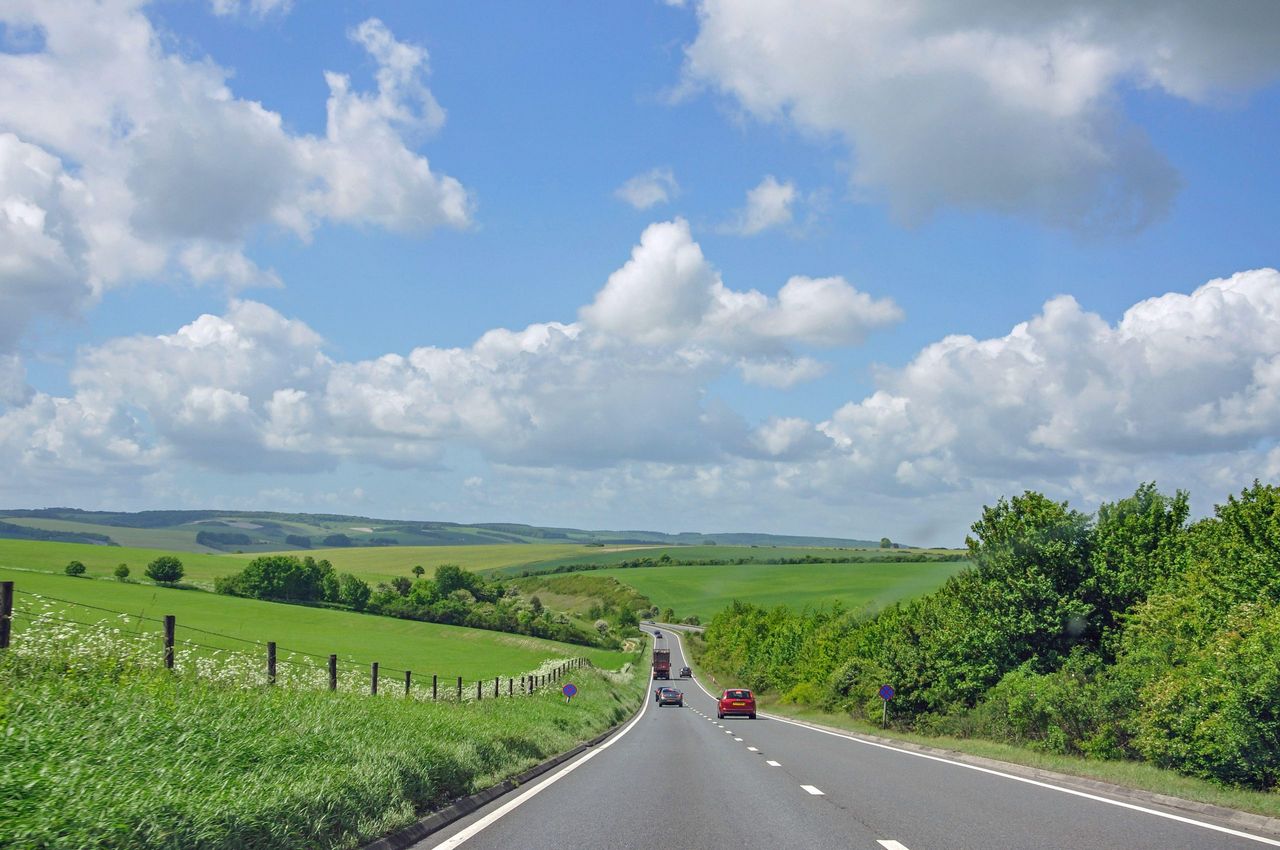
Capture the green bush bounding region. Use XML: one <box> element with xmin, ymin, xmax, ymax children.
<box><xmin>144</xmin><ymin>555</ymin><xmax>184</xmax><ymax>584</ymax></box>
<box><xmin>113</xmin><ymin>563</ymin><xmax>129</xmax><ymax>580</ymax></box>
<box><xmin>63</xmin><ymin>560</ymin><xmax>86</xmax><ymax>577</ymax></box>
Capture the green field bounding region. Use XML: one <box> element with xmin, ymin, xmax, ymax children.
<box><xmin>493</xmin><ymin>544</ymin><xmax>960</xmax><ymax>575</ymax></box>
<box><xmin>0</xmin><ymin>539</ymin><xmax>646</xmax><ymax>588</ymax></box>
<box><xmin>1</xmin><ymin>567</ymin><xmax>632</xmax><ymax>677</ymax></box>
<box><xmin>598</xmin><ymin>560</ymin><xmax>969</xmax><ymax>621</ymax></box>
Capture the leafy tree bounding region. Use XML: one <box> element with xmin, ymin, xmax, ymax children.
<box><xmin>617</xmin><ymin>607</ymin><xmax>638</xmax><ymax>628</ymax></box>
<box><xmin>530</xmin><ymin>595</ymin><xmax>543</xmax><ymax>614</ymax></box>
<box><xmin>594</xmin><ymin>619</ymin><xmax>610</xmax><ymax>634</ymax></box>
<box><xmin>64</xmin><ymin>560</ymin><xmax>86</xmax><ymax>577</ymax></box>
<box><xmin>337</xmin><ymin>573</ymin><xmax>371</xmax><ymax>611</ymax></box>
<box><xmin>412</xmin><ymin>565</ymin><xmax>425</xmax><ymax>579</ymax></box>
<box><xmin>661</xmin><ymin>607</ymin><xmax>675</xmax><ymax>622</ymax></box>
<box><xmin>389</xmin><ymin>576</ymin><xmax>412</xmax><ymax>596</ymax></box>
<box><xmin>113</xmin><ymin>563</ymin><xmax>130</xmax><ymax>580</ymax></box>
<box><xmin>145</xmin><ymin>555</ymin><xmax>184</xmax><ymax>584</ymax></box>
<box><xmin>322</xmin><ymin>533</ymin><xmax>352</xmax><ymax>547</ymax></box>
<box><xmin>880</xmin><ymin>537</ymin><xmax>892</xmax><ymax>548</ymax></box>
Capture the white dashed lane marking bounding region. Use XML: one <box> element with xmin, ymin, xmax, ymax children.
<box><xmin>747</xmin><ymin>746</ymin><xmax>758</xmax><ymax>752</ymax></box>
<box><xmin>801</xmin><ymin>785</ymin><xmax>825</xmax><ymax>796</ymax></box>
<box><xmin>733</xmin><ymin>737</ymin><xmax>743</xmax><ymax>742</ymax></box>
<box><xmin>877</xmin><ymin>842</ymin><xmax>911</xmax><ymax>850</ymax></box>
<box><xmin>766</xmin><ymin>760</ymin><xmax>781</xmax><ymax>767</ymax></box>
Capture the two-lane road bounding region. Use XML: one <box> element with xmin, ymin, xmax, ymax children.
<box><xmin>414</xmin><ymin>627</ymin><xmax>1280</xmax><ymax>850</ymax></box>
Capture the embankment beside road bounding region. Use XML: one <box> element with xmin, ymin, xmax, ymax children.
<box><xmin>0</xmin><ymin>648</ymin><xmax>645</xmax><ymax>850</ymax></box>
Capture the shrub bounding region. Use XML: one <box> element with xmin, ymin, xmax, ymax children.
<box><xmin>64</xmin><ymin>560</ymin><xmax>86</xmax><ymax>577</ymax></box>
<box><xmin>338</xmin><ymin>573</ymin><xmax>371</xmax><ymax>611</ymax></box>
<box><xmin>113</xmin><ymin>563</ymin><xmax>130</xmax><ymax>580</ymax></box>
<box><xmin>145</xmin><ymin>556</ymin><xmax>184</xmax><ymax>584</ymax></box>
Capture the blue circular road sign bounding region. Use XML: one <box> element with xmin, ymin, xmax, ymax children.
<box><xmin>879</xmin><ymin>684</ymin><xmax>895</xmax><ymax>700</ymax></box>
<box><xmin>562</xmin><ymin>683</ymin><xmax>577</xmax><ymax>697</ymax></box>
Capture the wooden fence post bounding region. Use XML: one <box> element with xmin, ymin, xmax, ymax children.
<box><xmin>163</xmin><ymin>615</ymin><xmax>175</xmax><ymax>669</ymax></box>
<box><xmin>0</xmin><ymin>581</ymin><xmax>12</xmax><ymax>650</ymax></box>
<box><xmin>371</xmin><ymin>662</ymin><xmax>378</xmax><ymax>696</ymax></box>
<box><xmin>432</xmin><ymin>674</ymin><xmax>438</xmax><ymax>700</ymax></box>
<box><xmin>456</xmin><ymin>675</ymin><xmax>462</xmax><ymax>701</ymax></box>
<box><xmin>494</xmin><ymin>675</ymin><xmax>499</xmax><ymax>698</ymax></box>
<box><xmin>328</xmin><ymin>654</ymin><xmax>337</xmax><ymax>691</ymax></box>
<box><xmin>267</xmin><ymin>641</ymin><xmax>276</xmax><ymax>685</ymax></box>
<box><xmin>405</xmin><ymin>670</ymin><xmax>412</xmax><ymax>697</ymax></box>
<box><xmin>477</xmin><ymin>680</ymin><xmax>482</xmax><ymax>700</ymax></box>
<box><xmin>508</xmin><ymin>678</ymin><xmax>513</xmax><ymax>697</ymax></box>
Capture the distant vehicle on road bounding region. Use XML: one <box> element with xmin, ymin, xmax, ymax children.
<box><xmin>718</xmin><ymin>688</ymin><xmax>756</xmax><ymax>719</ymax></box>
<box><xmin>653</xmin><ymin>647</ymin><xmax>671</xmax><ymax>679</ymax></box>
<box><xmin>654</xmin><ymin>631</ymin><xmax>662</xmax><ymax>638</ymax></box>
<box><xmin>656</xmin><ymin>687</ymin><xmax>684</xmax><ymax>707</ymax></box>
<box><xmin>679</xmin><ymin>666</ymin><xmax>691</xmax><ymax>678</ymax></box>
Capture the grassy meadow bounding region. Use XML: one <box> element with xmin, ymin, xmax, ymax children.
<box><xmin>0</xmin><ymin>538</ymin><xmax>645</xmax><ymax>589</ymax></box>
<box><xmin>1</xmin><ymin>643</ymin><xmax>646</xmax><ymax>850</ymax></box>
<box><xmin>1</xmin><ymin>567</ymin><xmax>634</xmax><ymax>677</ymax></box>
<box><xmin>596</xmin><ymin>560</ymin><xmax>969</xmax><ymax>621</ymax></box>
<box><xmin>491</xmin><ymin>543</ymin><xmax>960</xmax><ymax>575</ymax></box>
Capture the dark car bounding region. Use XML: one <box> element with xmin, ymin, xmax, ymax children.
<box><xmin>679</xmin><ymin>666</ymin><xmax>692</xmax><ymax>678</ymax></box>
<box><xmin>717</xmin><ymin>688</ymin><xmax>756</xmax><ymax>719</ymax></box>
<box><xmin>654</xmin><ymin>631</ymin><xmax>662</xmax><ymax>638</ymax></box>
<box><xmin>656</xmin><ymin>687</ymin><xmax>684</xmax><ymax>707</ymax></box>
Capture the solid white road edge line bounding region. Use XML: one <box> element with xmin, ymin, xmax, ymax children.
<box><xmin>429</xmin><ymin>670</ymin><xmax>655</xmax><ymax>849</ymax></box>
<box><xmin>801</xmin><ymin>785</ymin><xmax>825</xmax><ymax>796</ymax></box>
<box><xmin>877</xmin><ymin>841</ymin><xmax>911</xmax><ymax>850</ymax></box>
<box><xmin>664</xmin><ymin>628</ymin><xmax>1280</xmax><ymax>848</ymax></box>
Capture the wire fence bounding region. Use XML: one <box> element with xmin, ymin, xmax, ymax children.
<box><xmin>0</xmin><ymin>580</ymin><xmax>589</xmax><ymax>702</ymax></box>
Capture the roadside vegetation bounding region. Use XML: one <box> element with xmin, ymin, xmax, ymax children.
<box><xmin>699</xmin><ymin>481</ymin><xmax>1280</xmax><ymax>793</ymax></box>
<box><xmin>0</xmin><ymin>610</ymin><xmax>645</xmax><ymax>850</ymax></box>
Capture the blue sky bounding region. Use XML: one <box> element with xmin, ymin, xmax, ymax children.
<box><xmin>1</xmin><ymin>1</ymin><xmax>1279</xmax><ymax>544</ymax></box>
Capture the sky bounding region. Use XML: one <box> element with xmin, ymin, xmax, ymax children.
<box><xmin>1</xmin><ymin>0</ymin><xmax>1279</xmax><ymax>545</ymax></box>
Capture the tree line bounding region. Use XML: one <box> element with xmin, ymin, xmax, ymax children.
<box><xmin>700</xmin><ymin>481</ymin><xmax>1280</xmax><ymax>791</ymax></box>
<box><xmin>518</xmin><ymin>550</ymin><xmax>964</xmax><ymax>577</ymax></box>
<box><xmin>214</xmin><ymin>557</ymin><xmax>615</xmax><ymax>648</ymax></box>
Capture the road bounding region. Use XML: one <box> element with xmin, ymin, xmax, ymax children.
<box><xmin>414</xmin><ymin>627</ymin><xmax>1280</xmax><ymax>850</ymax></box>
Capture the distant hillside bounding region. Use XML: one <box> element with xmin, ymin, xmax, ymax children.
<box><xmin>0</xmin><ymin>508</ymin><xmax>886</xmax><ymax>554</ymax></box>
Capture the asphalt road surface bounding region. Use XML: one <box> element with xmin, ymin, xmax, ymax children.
<box><xmin>414</xmin><ymin>627</ymin><xmax>1280</xmax><ymax>850</ymax></box>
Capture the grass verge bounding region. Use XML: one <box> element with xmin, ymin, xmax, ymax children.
<box><xmin>1</xmin><ymin>649</ymin><xmax>645</xmax><ymax>849</ymax></box>
<box><xmin>682</xmin><ymin>634</ymin><xmax>1280</xmax><ymax>822</ymax></box>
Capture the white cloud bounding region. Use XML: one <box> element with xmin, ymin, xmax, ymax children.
<box><xmin>0</xmin><ymin>219</ymin><xmax>898</xmax><ymax>480</ymax></box>
<box><xmin>680</xmin><ymin>1</ymin><xmax>1280</xmax><ymax>230</ymax></box>
<box><xmin>615</xmin><ymin>167</ymin><xmax>680</xmax><ymax>210</ymax></box>
<box><xmin>737</xmin><ymin>356</ymin><xmax>828</xmax><ymax>389</ymax></box>
<box><xmin>210</xmin><ymin>0</ymin><xmax>294</xmax><ymax>18</ymax></box>
<box><xmin>0</xmin><ymin>3</ymin><xmax>470</xmax><ymax>347</ymax></box>
<box><xmin>580</xmin><ymin>218</ymin><xmax>903</xmax><ymax>353</ymax></box>
<box><xmin>723</xmin><ymin>175</ymin><xmax>796</xmax><ymax>235</ymax></box>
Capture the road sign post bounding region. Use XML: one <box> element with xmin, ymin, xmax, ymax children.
<box><xmin>878</xmin><ymin>684</ymin><xmax>895</xmax><ymax>728</ymax></box>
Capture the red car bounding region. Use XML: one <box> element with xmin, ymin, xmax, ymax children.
<box><xmin>718</xmin><ymin>688</ymin><xmax>756</xmax><ymax>719</ymax></box>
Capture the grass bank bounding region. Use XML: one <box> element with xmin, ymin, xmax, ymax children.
<box><xmin>683</xmin><ymin>634</ymin><xmax>1280</xmax><ymax>822</ymax></box>
<box><xmin>1</xmin><ymin>645</ymin><xmax>646</xmax><ymax>849</ymax></box>
<box><xmin>1</xmin><ymin>568</ymin><xmax>635</xmax><ymax>678</ymax></box>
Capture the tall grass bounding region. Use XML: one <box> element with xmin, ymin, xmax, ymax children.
<box><xmin>0</xmin><ymin>612</ymin><xmax>644</xmax><ymax>849</ymax></box>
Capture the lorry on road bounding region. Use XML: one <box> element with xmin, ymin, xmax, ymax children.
<box><xmin>653</xmin><ymin>647</ymin><xmax>671</xmax><ymax>680</ymax></box>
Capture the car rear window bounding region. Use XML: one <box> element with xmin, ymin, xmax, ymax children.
<box><xmin>725</xmin><ymin>689</ymin><xmax>752</xmax><ymax>699</ymax></box>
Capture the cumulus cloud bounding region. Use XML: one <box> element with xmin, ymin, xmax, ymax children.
<box><xmin>615</xmin><ymin>167</ymin><xmax>680</xmax><ymax>210</ymax></box>
<box><xmin>680</xmin><ymin>0</ymin><xmax>1280</xmax><ymax>230</ymax></box>
<box><xmin>0</xmin><ymin>2</ymin><xmax>470</xmax><ymax>347</ymax></box>
<box><xmin>0</xmin><ymin>219</ymin><xmax>898</xmax><ymax>480</ymax></box>
<box><xmin>819</xmin><ymin>268</ymin><xmax>1280</xmax><ymax>493</ymax></box>
<box><xmin>723</xmin><ymin>175</ymin><xmax>796</xmax><ymax>235</ymax></box>
<box><xmin>580</xmin><ymin>218</ymin><xmax>903</xmax><ymax>354</ymax></box>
